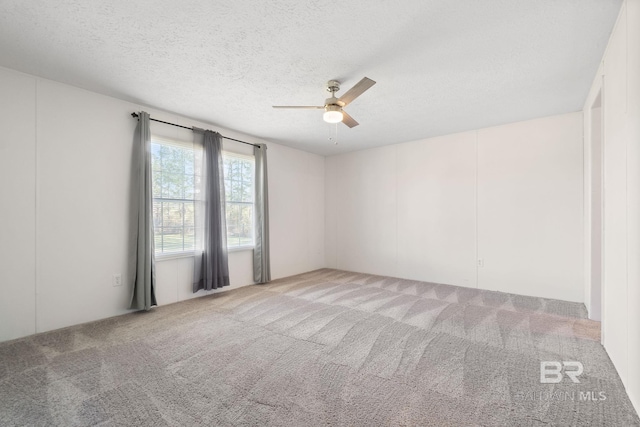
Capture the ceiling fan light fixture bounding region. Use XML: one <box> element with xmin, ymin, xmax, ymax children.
<box><xmin>272</xmin><ymin>77</ymin><xmax>375</xmax><ymax>128</ymax></box>
<box><xmin>323</xmin><ymin>105</ymin><xmax>343</xmax><ymax>123</ymax></box>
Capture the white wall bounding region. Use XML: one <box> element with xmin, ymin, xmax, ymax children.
<box><xmin>325</xmin><ymin>145</ymin><xmax>400</xmax><ymax>277</ymax></box>
<box><xmin>268</xmin><ymin>143</ymin><xmax>325</xmax><ymax>278</ymax></box>
<box><xmin>477</xmin><ymin>113</ymin><xmax>584</xmax><ymax>301</ymax></box>
<box><xmin>326</xmin><ymin>112</ymin><xmax>584</xmax><ymax>302</ymax></box>
<box><xmin>0</xmin><ymin>66</ymin><xmax>324</xmax><ymax>342</ymax></box>
<box><xmin>583</xmin><ymin>0</ymin><xmax>640</xmax><ymax>413</ymax></box>
<box><xmin>398</xmin><ymin>133</ymin><xmax>478</xmax><ymax>288</ymax></box>
<box><xmin>588</xmin><ymin>101</ymin><xmax>603</xmax><ymax>322</ymax></box>
<box><xmin>0</xmin><ymin>70</ymin><xmax>36</xmax><ymax>340</ymax></box>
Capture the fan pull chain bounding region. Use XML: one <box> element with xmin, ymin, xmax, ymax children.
<box><xmin>328</xmin><ymin>123</ymin><xmax>338</xmax><ymax>145</ymax></box>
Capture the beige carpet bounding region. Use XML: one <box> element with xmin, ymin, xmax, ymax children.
<box><xmin>1</xmin><ymin>269</ymin><xmax>638</xmax><ymax>426</ymax></box>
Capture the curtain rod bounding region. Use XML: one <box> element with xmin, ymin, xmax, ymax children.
<box><xmin>131</xmin><ymin>112</ymin><xmax>259</xmax><ymax>148</ymax></box>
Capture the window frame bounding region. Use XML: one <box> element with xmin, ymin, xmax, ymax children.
<box><xmin>222</xmin><ymin>150</ymin><xmax>256</xmax><ymax>251</ymax></box>
<box><xmin>150</xmin><ymin>138</ymin><xmax>256</xmax><ymax>260</ymax></box>
<box><xmin>151</xmin><ymin>136</ymin><xmax>198</xmax><ymax>260</ymax></box>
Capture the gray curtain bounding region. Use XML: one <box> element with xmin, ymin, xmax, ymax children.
<box><xmin>253</xmin><ymin>144</ymin><xmax>271</xmax><ymax>283</ymax></box>
<box><xmin>193</xmin><ymin>130</ymin><xmax>230</xmax><ymax>292</ymax></box>
<box><xmin>130</xmin><ymin>111</ymin><xmax>157</xmax><ymax>310</ymax></box>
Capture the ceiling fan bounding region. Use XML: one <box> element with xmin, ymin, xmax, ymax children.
<box><xmin>272</xmin><ymin>77</ymin><xmax>376</xmax><ymax>128</ymax></box>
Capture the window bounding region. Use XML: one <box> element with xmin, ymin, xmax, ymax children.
<box><xmin>150</xmin><ymin>139</ymin><xmax>254</xmax><ymax>255</ymax></box>
<box><xmin>223</xmin><ymin>153</ymin><xmax>255</xmax><ymax>248</ymax></box>
<box><xmin>151</xmin><ymin>139</ymin><xmax>197</xmax><ymax>255</ymax></box>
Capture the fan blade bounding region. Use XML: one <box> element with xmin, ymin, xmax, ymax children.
<box><xmin>272</xmin><ymin>105</ymin><xmax>324</xmax><ymax>109</ymax></box>
<box><xmin>341</xmin><ymin>110</ymin><xmax>359</xmax><ymax>128</ymax></box>
<box><xmin>338</xmin><ymin>77</ymin><xmax>376</xmax><ymax>106</ymax></box>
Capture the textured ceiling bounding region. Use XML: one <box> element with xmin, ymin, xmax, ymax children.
<box><xmin>0</xmin><ymin>0</ymin><xmax>621</xmax><ymax>155</ymax></box>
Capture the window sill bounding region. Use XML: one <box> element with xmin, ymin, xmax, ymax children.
<box><xmin>155</xmin><ymin>251</ymin><xmax>196</xmax><ymax>262</ymax></box>
<box><xmin>155</xmin><ymin>246</ymin><xmax>253</xmax><ymax>261</ymax></box>
<box><xmin>228</xmin><ymin>245</ymin><xmax>254</xmax><ymax>253</ymax></box>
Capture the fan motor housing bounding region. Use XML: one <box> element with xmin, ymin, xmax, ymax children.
<box><xmin>324</xmin><ymin>96</ymin><xmax>341</xmax><ymax>107</ymax></box>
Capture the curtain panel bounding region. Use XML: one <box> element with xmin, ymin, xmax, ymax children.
<box><xmin>193</xmin><ymin>129</ymin><xmax>230</xmax><ymax>292</ymax></box>
<box><xmin>253</xmin><ymin>144</ymin><xmax>271</xmax><ymax>284</ymax></box>
<box><xmin>129</xmin><ymin>111</ymin><xmax>157</xmax><ymax>310</ymax></box>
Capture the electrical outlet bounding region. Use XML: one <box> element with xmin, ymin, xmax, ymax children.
<box><xmin>113</xmin><ymin>274</ymin><xmax>122</xmax><ymax>287</ymax></box>
<box><xmin>478</xmin><ymin>259</ymin><xmax>484</xmax><ymax>268</ymax></box>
